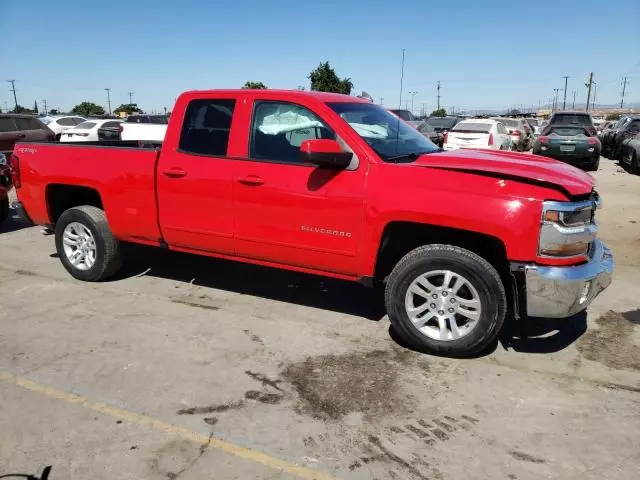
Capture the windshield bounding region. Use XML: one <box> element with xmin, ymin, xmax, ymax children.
<box><xmin>424</xmin><ymin>117</ymin><xmax>457</xmax><ymax>128</ymax></box>
<box><xmin>329</xmin><ymin>102</ymin><xmax>439</xmax><ymax>161</ymax></box>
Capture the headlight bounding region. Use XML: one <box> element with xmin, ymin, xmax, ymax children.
<box><xmin>539</xmin><ymin>199</ymin><xmax>598</xmax><ymax>258</ymax></box>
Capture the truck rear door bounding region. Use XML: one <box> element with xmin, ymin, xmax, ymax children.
<box><xmin>156</xmin><ymin>95</ymin><xmax>238</xmax><ymax>254</ymax></box>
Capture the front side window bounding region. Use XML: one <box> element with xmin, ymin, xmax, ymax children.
<box><xmin>250</xmin><ymin>101</ymin><xmax>335</xmax><ymax>163</ymax></box>
<box><xmin>29</xmin><ymin>118</ymin><xmax>44</xmax><ymax>130</ymax></box>
<box><xmin>329</xmin><ymin>102</ymin><xmax>438</xmax><ymax>162</ymax></box>
<box><xmin>179</xmin><ymin>99</ymin><xmax>236</xmax><ymax>156</ymax></box>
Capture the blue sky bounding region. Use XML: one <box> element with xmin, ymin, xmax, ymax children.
<box><xmin>1</xmin><ymin>0</ymin><xmax>638</xmax><ymax>114</ymax></box>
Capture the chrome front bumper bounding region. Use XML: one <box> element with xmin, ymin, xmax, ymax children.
<box><xmin>511</xmin><ymin>240</ymin><xmax>613</xmax><ymax>318</ymax></box>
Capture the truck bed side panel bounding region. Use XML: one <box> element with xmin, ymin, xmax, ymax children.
<box><xmin>15</xmin><ymin>143</ymin><xmax>162</xmax><ymax>243</ymax></box>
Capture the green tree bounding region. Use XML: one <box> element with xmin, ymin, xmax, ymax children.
<box><xmin>49</xmin><ymin>108</ymin><xmax>60</xmax><ymax>115</ymax></box>
<box><xmin>430</xmin><ymin>108</ymin><xmax>447</xmax><ymax>117</ymax></box>
<box><xmin>11</xmin><ymin>105</ymin><xmax>34</xmax><ymax>114</ymax></box>
<box><xmin>508</xmin><ymin>108</ymin><xmax>521</xmax><ymax>115</ymax></box>
<box><xmin>114</xmin><ymin>103</ymin><xmax>143</xmax><ymax>115</ymax></box>
<box><xmin>242</xmin><ymin>81</ymin><xmax>267</xmax><ymax>89</ymax></box>
<box><xmin>605</xmin><ymin>113</ymin><xmax>620</xmax><ymax>121</ymax></box>
<box><xmin>71</xmin><ymin>102</ymin><xmax>105</xmax><ymax>116</ymax></box>
<box><xmin>308</xmin><ymin>62</ymin><xmax>353</xmax><ymax>95</ymax></box>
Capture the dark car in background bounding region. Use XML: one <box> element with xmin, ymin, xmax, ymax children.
<box><xmin>423</xmin><ymin>116</ymin><xmax>461</xmax><ymax>136</ymax></box>
<box><xmin>542</xmin><ymin>112</ymin><xmax>596</xmax><ymax>136</ymax></box>
<box><xmin>533</xmin><ymin>125</ymin><xmax>600</xmax><ymax>171</ymax></box>
<box><xmin>97</xmin><ymin>120</ymin><xmax>124</xmax><ymax>141</ymax></box>
<box><xmin>389</xmin><ymin>109</ymin><xmax>421</xmax><ymax>128</ymax></box>
<box><xmin>620</xmin><ymin>131</ymin><xmax>640</xmax><ymax>174</ymax></box>
<box><xmin>416</xmin><ymin>121</ymin><xmax>444</xmax><ymax>146</ymax></box>
<box><xmin>0</xmin><ymin>152</ymin><xmax>10</xmax><ymax>225</ymax></box>
<box><xmin>602</xmin><ymin>116</ymin><xmax>640</xmax><ymax>160</ymax></box>
<box><xmin>0</xmin><ymin>114</ymin><xmax>55</xmax><ymax>155</ymax></box>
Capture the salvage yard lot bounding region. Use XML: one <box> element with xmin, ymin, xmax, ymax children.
<box><xmin>1</xmin><ymin>159</ymin><xmax>639</xmax><ymax>480</ymax></box>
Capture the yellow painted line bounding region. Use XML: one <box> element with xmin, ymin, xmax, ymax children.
<box><xmin>0</xmin><ymin>371</ymin><xmax>340</xmax><ymax>480</ymax></box>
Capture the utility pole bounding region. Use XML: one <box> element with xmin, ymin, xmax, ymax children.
<box><xmin>405</xmin><ymin>100</ymin><xmax>409</xmax><ymax>110</ymax></box>
<box><xmin>104</xmin><ymin>88</ymin><xmax>112</xmax><ymax>115</ymax></box>
<box><xmin>409</xmin><ymin>91</ymin><xmax>418</xmax><ymax>114</ymax></box>
<box><xmin>592</xmin><ymin>84</ymin><xmax>597</xmax><ymax>110</ymax></box>
<box><xmin>128</xmin><ymin>91</ymin><xmax>134</xmax><ymax>105</ymax></box>
<box><xmin>572</xmin><ymin>90</ymin><xmax>576</xmax><ymax>109</ymax></box>
<box><xmin>42</xmin><ymin>99</ymin><xmax>47</xmax><ymax>115</ymax></box>
<box><xmin>436</xmin><ymin>81</ymin><xmax>441</xmax><ymax>110</ymax></box>
<box><xmin>553</xmin><ymin>88</ymin><xmax>560</xmax><ymax>111</ymax></box>
<box><xmin>585</xmin><ymin>72</ymin><xmax>594</xmax><ymax>112</ymax></box>
<box><xmin>379</xmin><ymin>97</ymin><xmax>384</xmax><ymax>106</ymax></box>
<box><xmin>620</xmin><ymin>76</ymin><xmax>628</xmax><ymax>109</ymax></box>
<box><xmin>7</xmin><ymin>80</ymin><xmax>18</xmax><ymax>110</ymax></box>
<box><xmin>399</xmin><ymin>49</ymin><xmax>405</xmax><ymax>109</ymax></box>
<box><xmin>561</xmin><ymin>76</ymin><xmax>569</xmax><ymax>110</ymax></box>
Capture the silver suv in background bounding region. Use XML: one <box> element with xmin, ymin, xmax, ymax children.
<box><xmin>492</xmin><ymin>117</ymin><xmax>533</xmax><ymax>151</ymax></box>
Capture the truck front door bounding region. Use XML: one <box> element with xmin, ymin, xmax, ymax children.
<box><xmin>232</xmin><ymin>99</ymin><xmax>367</xmax><ymax>276</ymax></box>
<box><xmin>156</xmin><ymin>96</ymin><xmax>238</xmax><ymax>254</ymax></box>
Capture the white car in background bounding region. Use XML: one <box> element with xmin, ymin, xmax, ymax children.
<box><xmin>40</xmin><ymin>115</ymin><xmax>87</xmax><ymax>139</ymax></box>
<box><xmin>443</xmin><ymin>119</ymin><xmax>511</xmax><ymax>151</ymax></box>
<box><xmin>60</xmin><ymin>119</ymin><xmax>123</xmax><ymax>142</ymax></box>
<box><xmin>120</xmin><ymin>114</ymin><xmax>169</xmax><ymax>141</ymax></box>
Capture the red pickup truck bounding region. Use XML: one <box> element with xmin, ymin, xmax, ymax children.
<box><xmin>9</xmin><ymin>89</ymin><xmax>613</xmax><ymax>356</ymax></box>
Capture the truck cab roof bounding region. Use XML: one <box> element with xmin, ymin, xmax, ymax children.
<box><xmin>179</xmin><ymin>89</ymin><xmax>368</xmax><ymax>104</ymax></box>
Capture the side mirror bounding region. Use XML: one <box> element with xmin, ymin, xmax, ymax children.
<box><xmin>300</xmin><ymin>139</ymin><xmax>352</xmax><ymax>169</ymax></box>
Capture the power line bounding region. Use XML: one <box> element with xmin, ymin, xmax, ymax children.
<box><xmin>562</xmin><ymin>76</ymin><xmax>569</xmax><ymax>109</ymax></box>
<box><xmin>7</xmin><ymin>79</ymin><xmax>18</xmax><ymax>110</ymax></box>
<box><xmin>621</xmin><ymin>76</ymin><xmax>628</xmax><ymax>109</ymax></box>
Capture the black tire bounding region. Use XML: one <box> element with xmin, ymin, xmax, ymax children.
<box><xmin>0</xmin><ymin>194</ymin><xmax>9</xmax><ymax>225</ymax></box>
<box><xmin>54</xmin><ymin>134</ymin><xmax>61</xmax><ymax>142</ymax></box>
<box><xmin>587</xmin><ymin>155</ymin><xmax>600</xmax><ymax>172</ymax></box>
<box><xmin>54</xmin><ymin>206</ymin><xmax>123</xmax><ymax>281</ymax></box>
<box><xmin>385</xmin><ymin>244</ymin><xmax>506</xmax><ymax>357</ymax></box>
<box><xmin>631</xmin><ymin>152</ymin><xmax>640</xmax><ymax>175</ymax></box>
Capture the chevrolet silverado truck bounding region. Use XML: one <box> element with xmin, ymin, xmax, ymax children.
<box><xmin>9</xmin><ymin>90</ymin><xmax>613</xmax><ymax>357</ymax></box>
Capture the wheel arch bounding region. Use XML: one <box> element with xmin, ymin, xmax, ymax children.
<box><xmin>46</xmin><ymin>184</ymin><xmax>104</xmax><ymax>225</ymax></box>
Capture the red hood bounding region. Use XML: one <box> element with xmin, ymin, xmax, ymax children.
<box><xmin>414</xmin><ymin>149</ymin><xmax>595</xmax><ymax>196</ymax></box>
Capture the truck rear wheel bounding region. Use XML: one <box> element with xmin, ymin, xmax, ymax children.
<box><xmin>54</xmin><ymin>206</ymin><xmax>123</xmax><ymax>281</ymax></box>
<box><xmin>385</xmin><ymin>244</ymin><xmax>506</xmax><ymax>357</ymax></box>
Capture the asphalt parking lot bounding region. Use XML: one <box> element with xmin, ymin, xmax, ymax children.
<box><xmin>1</xmin><ymin>158</ymin><xmax>639</xmax><ymax>480</ymax></box>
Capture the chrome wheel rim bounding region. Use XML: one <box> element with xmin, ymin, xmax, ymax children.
<box><xmin>404</xmin><ymin>270</ymin><xmax>482</xmax><ymax>341</ymax></box>
<box><xmin>62</xmin><ymin>222</ymin><xmax>97</xmax><ymax>271</ymax></box>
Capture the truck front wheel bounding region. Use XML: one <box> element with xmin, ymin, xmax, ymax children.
<box><xmin>385</xmin><ymin>244</ymin><xmax>506</xmax><ymax>357</ymax></box>
<box><xmin>54</xmin><ymin>206</ymin><xmax>123</xmax><ymax>281</ymax></box>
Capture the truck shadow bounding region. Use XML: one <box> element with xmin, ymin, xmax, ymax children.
<box><xmin>117</xmin><ymin>244</ymin><xmax>387</xmax><ymax>321</ymax></box>
<box><xmin>0</xmin><ymin>205</ymin><xmax>33</xmax><ymax>234</ymax></box>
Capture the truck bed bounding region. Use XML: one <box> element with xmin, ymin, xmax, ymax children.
<box><xmin>14</xmin><ymin>141</ymin><xmax>164</xmax><ymax>244</ymax></box>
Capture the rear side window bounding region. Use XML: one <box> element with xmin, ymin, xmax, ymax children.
<box><xmin>15</xmin><ymin>118</ymin><xmax>33</xmax><ymax>130</ymax></box>
<box><xmin>57</xmin><ymin>117</ymin><xmax>76</xmax><ymax>126</ymax></box>
<box><xmin>179</xmin><ymin>99</ymin><xmax>236</xmax><ymax>156</ymax></box>
<box><xmin>628</xmin><ymin>120</ymin><xmax>640</xmax><ymax>132</ymax></box>
<box><xmin>28</xmin><ymin>118</ymin><xmax>44</xmax><ymax>130</ymax></box>
<box><xmin>72</xmin><ymin>117</ymin><xmax>86</xmax><ymax>125</ymax></box>
<box><xmin>0</xmin><ymin>117</ymin><xmax>17</xmax><ymax>132</ymax></box>
<box><xmin>76</xmin><ymin>122</ymin><xmax>96</xmax><ymax>129</ymax></box>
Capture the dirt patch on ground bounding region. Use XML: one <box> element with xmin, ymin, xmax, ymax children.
<box><xmin>282</xmin><ymin>348</ymin><xmax>422</xmax><ymax>420</ymax></box>
<box><xmin>576</xmin><ymin>310</ymin><xmax>640</xmax><ymax>371</ymax></box>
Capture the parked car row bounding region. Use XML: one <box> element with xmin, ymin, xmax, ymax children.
<box><xmin>599</xmin><ymin>115</ymin><xmax>640</xmax><ymax>173</ymax></box>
